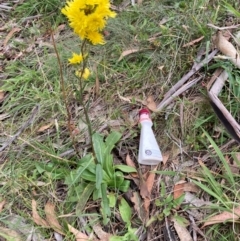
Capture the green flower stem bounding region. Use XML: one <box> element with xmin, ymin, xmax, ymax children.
<box><xmin>73</xmin><ymin>39</ymin><xmax>94</xmax><ymax>155</ymax></box>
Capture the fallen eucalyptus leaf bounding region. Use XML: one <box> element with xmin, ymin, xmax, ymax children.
<box><xmin>203</xmin><ymin>206</ymin><xmax>240</xmax><ymax>227</ymax></box>
<box><xmin>32</xmin><ymin>199</ymin><xmax>49</xmax><ymax>227</ymax></box>
<box><xmin>172</xmin><ymin>217</ymin><xmax>193</xmax><ymax>241</ymax></box>
<box><xmin>45</xmin><ymin>201</ymin><xmax>65</xmax><ymax>235</ymax></box>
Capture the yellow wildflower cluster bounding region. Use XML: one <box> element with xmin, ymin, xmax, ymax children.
<box><xmin>75</xmin><ymin>68</ymin><xmax>90</xmax><ymax>80</ymax></box>
<box><xmin>61</xmin><ymin>0</ymin><xmax>116</xmax><ymax>45</ymax></box>
<box><xmin>68</xmin><ymin>53</ymin><xmax>84</xmax><ymax>64</ymax></box>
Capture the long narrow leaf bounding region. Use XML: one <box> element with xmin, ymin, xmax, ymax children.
<box><xmin>114</xmin><ymin>165</ymin><xmax>137</xmax><ymax>173</ymax></box>
<box><xmin>203</xmin><ymin>129</ymin><xmax>235</xmax><ymax>185</ymax></box>
<box><xmin>80</xmin><ymin>169</ymin><xmax>97</xmax><ymax>182</ymax></box>
<box><xmin>119</xmin><ymin>197</ymin><xmax>132</xmax><ymax>226</ymax></box>
<box><xmin>192</xmin><ymin>180</ymin><xmax>229</xmax><ymax>209</ymax></box>
<box><xmin>198</xmin><ymin>160</ymin><xmax>223</xmax><ymax>199</ymax></box>
<box><xmin>105</xmin><ymin>131</ymin><xmax>122</xmax><ymax>154</ymax></box>
<box><xmin>101</xmin><ymin>183</ymin><xmax>110</xmax><ymax>225</ymax></box>
<box><xmin>92</xmin><ymin>133</ymin><xmax>105</xmax><ymax>164</ymax></box>
<box><xmin>96</xmin><ymin>163</ymin><xmax>103</xmax><ymax>190</ymax></box>
<box><xmin>76</xmin><ymin>183</ymin><xmax>95</xmax><ymax>215</ymax></box>
<box><xmin>223</xmin><ymin>1</ymin><xmax>240</xmax><ymax>18</ymax></box>
<box><xmin>68</xmin><ymin>156</ymin><xmax>94</xmax><ymax>187</ymax></box>
<box><xmin>102</xmin><ymin>153</ymin><xmax>114</xmax><ymax>179</ymax></box>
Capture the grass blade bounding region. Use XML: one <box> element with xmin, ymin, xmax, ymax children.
<box><xmin>76</xmin><ymin>183</ymin><xmax>95</xmax><ymax>215</ymax></box>
<box><xmin>203</xmin><ymin>129</ymin><xmax>235</xmax><ymax>186</ymax></box>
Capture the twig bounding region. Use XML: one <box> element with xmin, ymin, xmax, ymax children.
<box><xmin>0</xmin><ymin>105</ymin><xmax>39</xmax><ymax>153</ymax></box>
<box><xmin>157</xmin><ymin>49</ymin><xmax>218</xmax><ymax>111</ymax></box>
<box><xmin>0</xmin><ymin>4</ymin><xmax>12</xmax><ymax>11</ymax></box>
<box><xmin>207</xmin><ymin>69</ymin><xmax>228</xmax><ymax>95</ymax></box>
<box><xmin>207</xmin><ymin>23</ymin><xmax>240</xmax><ymax>30</ymax></box>
<box><xmin>21</xmin><ymin>14</ymin><xmax>42</xmax><ymax>23</ymax></box>
<box><xmin>207</xmin><ymin>32</ymin><xmax>240</xmax><ymax>143</ymax></box>
<box><xmin>157</xmin><ymin>76</ymin><xmax>203</xmax><ymax>111</ymax></box>
<box><xmin>189</xmin><ymin>215</ymin><xmax>207</xmax><ymax>241</ymax></box>
<box><xmin>201</xmin><ymin>139</ymin><xmax>236</xmax><ymax>162</ymax></box>
<box><xmin>208</xmin><ymin>91</ymin><xmax>240</xmax><ymax>143</ymax></box>
<box><xmin>206</xmin><ymin>68</ymin><xmax>224</xmax><ymax>91</ymax></box>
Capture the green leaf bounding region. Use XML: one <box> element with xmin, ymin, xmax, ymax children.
<box><xmin>202</xmin><ymin>129</ymin><xmax>235</xmax><ymax>186</ymax></box>
<box><xmin>192</xmin><ymin>180</ymin><xmax>229</xmax><ymax>209</ymax></box>
<box><xmin>80</xmin><ymin>169</ymin><xmax>96</xmax><ymax>182</ymax></box>
<box><xmin>92</xmin><ymin>132</ymin><xmax>106</xmax><ymax>164</ymax></box>
<box><xmin>108</xmin><ymin>171</ymin><xmax>124</xmax><ymax>188</ymax></box>
<box><xmin>101</xmin><ymin>183</ymin><xmax>111</xmax><ymax>225</ymax></box>
<box><xmin>66</xmin><ymin>184</ymin><xmax>85</xmax><ymax>202</ymax></box>
<box><xmin>110</xmin><ymin>236</ymin><xmax>123</xmax><ymax>241</ymax></box>
<box><xmin>36</xmin><ymin>163</ymin><xmax>68</xmax><ymax>179</ymax></box>
<box><xmin>102</xmin><ymin>131</ymin><xmax>121</xmax><ymax>178</ymax></box>
<box><xmin>163</xmin><ymin>207</ymin><xmax>171</xmax><ymax>217</ymax></box>
<box><xmin>93</xmin><ymin>188</ymin><xmax>102</xmax><ymax>200</ymax></box>
<box><xmin>114</xmin><ymin>165</ymin><xmax>137</xmax><ymax>173</ymax></box>
<box><xmin>102</xmin><ymin>152</ymin><xmax>114</xmax><ymax>180</ymax></box>
<box><xmin>119</xmin><ymin>197</ymin><xmax>132</xmax><ymax>225</ymax></box>
<box><xmin>125</xmin><ymin>226</ymin><xmax>138</xmax><ymax>241</ymax></box>
<box><xmin>76</xmin><ymin>183</ymin><xmax>95</xmax><ymax>215</ymax></box>
<box><xmin>118</xmin><ymin>180</ymin><xmax>130</xmax><ymax>192</ymax></box>
<box><xmin>162</xmin><ymin>194</ymin><xmax>173</xmax><ymax>205</ymax></box>
<box><xmin>173</xmin><ymin>194</ymin><xmax>185</xmax><ymax>208</ymax></box>
<box><xmin>173</xmin><ymin>214</ymin><xmax>189</xmax><ymax>227</ymax></box>
<box><xmin>223</xmin><ymin>1</ymin><xmax>240</xmax><ymax>18</ymax></box>
<box><xmin>108</xmin><ymin>193</ymin><xmax>117</xmax><ymax>208</ymax></box>
<box><xmin>107</xmin><ymin>172</ymin><xmax>130</xmax><ymax>192</ymax></box>
<box><xmin>77</xmin><ymin>153</ymin><xmax>94</xmax><ymax>165</ymax></box>
<box><xmin>198</xmin><ymin>162</ymin><xmax>223</xmax><ymax>197</ymax></box>
<box><xmin>35</xmin><ymin>164</ymin><xmax>45</xmax><ymax>174</ymax></box>
<box><xmin>96</xmin><ymin>163</ymin><xmax>103</xmax><ymax>190</ymax></box>
<box><xmin>160</xmin><ymin>181</ymin><xmax>166</xmax><ymax>197</ymax></box>
<box><xmin>79</xmin><ymin>161</ymin><xmax>96</xmax><ymax>174</ymax></box>
<box><xmin>105</xmin><ymin>131</ymin><xmax>122</xmax><ymax>154</ymax></box>
<box><xmin>67</xmin><ymin>155</ymin><xmax>95</xmax><ymax>186</ymax></box>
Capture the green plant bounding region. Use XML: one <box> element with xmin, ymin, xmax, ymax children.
<box><xmin>191</xmin><ymin>130</ymin><xmax>240</xmax><ymax>239</ymax></box>
<box><xmin>222</xmin><ymin>1</ymin><xmax>240</xmax><ymax>18</ymax></box>
<box><xmin>146</xmin><ymin>180</ymin><xmax>185</xmax><ymax>227</ymax></box>
<box><xmin>157</xmin><ymin>181</ymin><xmax>185</xmax><ymax>218</ymax></box>
<box><xmin>64</xmin><ymin>131</ymin><xmax>136</xmax><ymax>224</ymax></box>
<box><xmin>110</xmin><ymin>197</ymin><xmax>138</xmax><ymax>241</ymax></box>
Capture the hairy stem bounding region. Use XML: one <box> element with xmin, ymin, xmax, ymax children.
<box><xmin>77</xmin><ymin>40</ymin><xmax>94</xmax><ymax>150</ymax></box>
<box><xmin>51</xmin><ymin>31</ymin><xmax>79</xmax><ymax>154</ymax></box>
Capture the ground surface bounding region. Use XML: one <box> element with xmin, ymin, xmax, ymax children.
<box><xmin>0</xmin><ymin>0</ymin><xmax>240</xmax><ymax>241</ymax></box>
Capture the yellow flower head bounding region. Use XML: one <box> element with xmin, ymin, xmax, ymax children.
<box><xmin>68</xmin><ymin>53</ymin><xmax>84</xmax><ymax>64</ymax></box>
<box><xmin>75</xmin><ymin>68</ymin><xmax>91</xmax><ymax>80</ymax></box>
<box><xmin>61</xmin><ymin>0</ymin><xmax>116</xmax><ymax>45</ymax></box>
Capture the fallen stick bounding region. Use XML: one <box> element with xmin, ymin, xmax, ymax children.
<box><xmin>157</xmin><ymin>49</ymin><xmax>218</xmax><ymax>111</ymax></box>
<box><xmin>201</xmin><ymin>139</ymin><xmax>236</xmax><ymax>162</ymax></box>
<box><xmin>208</xmin><ymin>91</ymin><xmax>240</xmax><ymax>143</ymax></box>
<box><xmin>156</xmin><ymin>76</ymin><xmax>203</xmax><ymax>111</ymax></box>
<box><xmin>207</xmin><ymin>23</ymin><xmax>240</xmax><ymax>30</ymax></box>
<box><xmin>207</xmin><ymin>31</ymin><xmax>240</xmax><ymax>143</ymax></box>
<box><xmin>208</xmin><ymin>70</ymin><xmax>228</xmax><ymax>95</ymax></box>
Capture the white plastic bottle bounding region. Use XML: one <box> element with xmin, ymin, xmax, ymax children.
<box><xmin>137</xmin><ymin>108</ymin><xmax>163</xmax><ymax>165</ymax></box>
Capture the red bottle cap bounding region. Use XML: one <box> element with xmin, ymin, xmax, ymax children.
<box><xmin>139</xmin><ymin>108</ymin><xmax>150</xmax><ymax>116</ymax></box>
